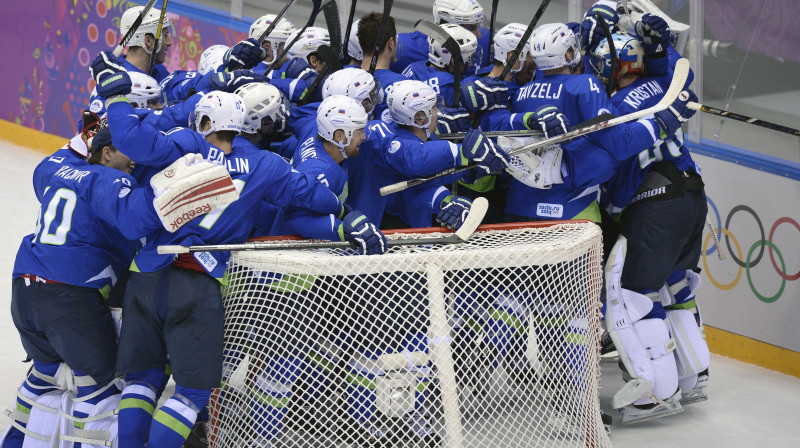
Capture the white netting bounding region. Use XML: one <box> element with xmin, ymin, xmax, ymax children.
<box><xmin>210</xmin><ymin>222</ymin><xmax>610</xmax><ymax>448</ymax></box>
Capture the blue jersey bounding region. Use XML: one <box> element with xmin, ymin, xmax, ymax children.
<box><xmin>86</xmin><ymin>58</ymin><xmax>171</xmax><ymax>121</ymax></box>
<box><xmin>13</xmin><ymin>149</ymin><xmax>159</xmax><ymax>291</ymax></box>
<box><xmin>346</xmin><ymin>120</ymin><xmax>461</xmax><ymax>227</ymax></box>
<box><xmin>469</xmin><ymin>26</ymin><xmax>492</xmax><ymax>76</ymax></box>
<box><xmin>372</xmin><ymin>69</ymin><xmax>410</xmax><ymax>123</ymax></box>
<box><xmin>391</xmin><ymin>31</ymin><xmax>430</xmax><ymax>73</ymax></box>
<box><xmin>287</xmin><ymin>102</ymin><xmax>319</xmax><ymax>141</ymax></box>
<box><xmin>271</xmin><ymin>136</ymin><xmax>350</xmax><ymax>241</ymax></box>
<box><xmin>403</xmin><ymin>62</ymin><xmax>458</xmax><ymax>107</ymax></box>
<box><xmin>159</xmin><ymin>70</ymin><xmax>204</xmax><ymax>103</ymax></box>
<box><xmin>385</xmin><ymin>182</ymin><xmax>452</xmax><ymax>229</ymax></box>
<box><xmin>106</xmin><ymin>100</ymin><xmax>342</xmax><ymax>280</ymax></box>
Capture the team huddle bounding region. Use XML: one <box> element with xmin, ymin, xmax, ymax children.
<box><xmin>4</xmin><ymin>0</ymin><xmax>711</xmax><ymax>446</ymax></box>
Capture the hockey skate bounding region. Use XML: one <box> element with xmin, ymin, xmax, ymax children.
<box><xmin>680</xmin><ymin>369</ymin><xmax>709</xmax><ymax>406</ymax></box>
<box><xmin>599</xmin><ymin>329</ymin><xmax>619</xmax><ymax>363</ymax></box>
<box><xmin>619</xmin><ymin>390</ymin><xmax>684</xmax><ymax>425</ymax></box>
<box><xmin>182</xmin><ymin>420</ymin><xmax>208</xmax><ymax>448</ymax></box>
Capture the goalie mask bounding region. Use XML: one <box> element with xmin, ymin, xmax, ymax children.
<box><xmin>317</xmin><ymin>95</ymin><xmax>369</xmax><ymax>155</ymax></box>
<box><xmin>387</xmin><ymin>80</ymin><xmax>441</xmax><ymax>133</ymax></box>
<box><xmin>347</xmin><ymin>19</ymin><xmax>363</xmax><ymax>61</ymax></box>
<box><xmin>198</xmin><ymin>45</ymin><xmax>229</xmax><ymax>75</ymax></box>
<box><xmin>120</xmin><ymin>6</ymin><xmax>175</xmax><ymax>53</ymax></box>
<box><xmin>286</xmin><ymin>27</ymin><xmax>330</xmax><ymax>60</ymax></box>
<box><xmin>590</xmin><ymin>34</ymin><xmax>645</xmax><ymax>88</ymax></box>
<box><xmin>529</xmin><ymin>23</ymin><xmax>582</xmax><ymax>71</ymax></box>
<box><xmin>433</xmin><ymin>0</ymin><xmax>484</xmax><ymax>26</ymax></box>
<box><xmin>128</xmin><ymin>72</ymin><xmax>163</xmax><ymax>109</ymax></box>
<box><xmin>322</xmin><ymin>68</ymin><xmax>383</xmax><ymax>117</ymax></box>
<box><xmin>249</xmin><ymin>14</ymin><xmax>296</xmax><ymax>63</ymax></box>
<box><xmin>428</xmin><ymin>23</ymin><xmax>478</xmax><ymax>69</ymax></box>
<box><xmin>192</xmin><ymin>92</ymin><xmax>246</xmax><ymax>137</ymax></box>
<box><xmin>493</xmin><ymin>23</ymin><xmax>529</xmax><ymax>73</ymax></box>
<box><xmin>235</xmin><ymin>83</ymin><xmax>290</xmax><ymax>135</ymax></box>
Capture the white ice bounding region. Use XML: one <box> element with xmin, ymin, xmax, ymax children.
<box><xmin>1</xmin><ymin>141</ymin><xmax>799</xmax><ymax>447</ymax></box>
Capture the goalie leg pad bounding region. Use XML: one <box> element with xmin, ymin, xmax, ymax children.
<box><xmin>151</xmin><ymin>154</ymin><xmax>240</xmax><ymax>233</ymax></box>
<box><xmin>59</xmin><ymin>373</ymin><xmax>121</xmax><ymax>448</ymax></box>
<box><xmin>8</xmin><ymin>361</ymin><xmax>65</xmax><ymax>448</ymax></box>
<box><xmin>250</xmin><ymin>356</ymin><xmax>302</xmax><ymax>444</ymax></box>
<box><xmin>666</xmin><ymin>309</ymin><xmax>709</xmax><ymax>379</ymax></box>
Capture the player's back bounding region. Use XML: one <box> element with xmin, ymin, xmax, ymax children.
<box><xmin>513</xmin><ymin>73</ymin><xmax>612</xmax><ymax>125</ymax></box>
<box><xmin>403</xmin><ymin>62</ymin><xmax>456</xmax><ymax>107</ymax></box>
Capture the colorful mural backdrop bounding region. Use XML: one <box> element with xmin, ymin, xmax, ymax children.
<box><xmin>1</xmin><ymin>0</ymin><xmax>247</xmax><ymax>139</ymax></box>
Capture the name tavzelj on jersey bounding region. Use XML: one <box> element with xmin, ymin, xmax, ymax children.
<box><xmin>517</xmin><ymin>83</ymin><xmax>563</xmax><ymax>102</ymax></box>
<box><xmin>622</xmin><ymin>80</ymin><xmax>665</xmax><ymax>110</ymax></box>
<box><xmin>55</xmin><ymin>165</ymin><xmax>92</xmax><ymax>183</ymax></box>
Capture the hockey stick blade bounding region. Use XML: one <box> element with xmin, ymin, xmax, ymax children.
<box><xmin>414</xmin><ymin>20</ymin><xmax>463</xmax><ymax>106</ymax></box>
<box><xmin>156</xmin><ymin>198</ymin><xmax>487</xmax><ymax>254</ymax></box>
<box><xmin>341</xmin><ymin>0</ymin><xmax>359</xmax><ymax>64</ymax></box>
<box><xmin>595</xmin><ymin>13</ymin><xmax>616</xmax><ymax>96</ymax></box>
<box><xmin>322</xmin><ymin>0</ymin><xmax>343</xmax><ymax>60</ymax></box>
<box><xmin>688</xmin><ymin>102</ymin><xmax>800</xmax><ymax>137</ymax></box>
<box><xmin>497</xmin><ymin>0</ymin><xmax>551</xmax><ymax>80</ymax></box>
<box><xmin>113</xmin><ymin>0</ymin><xmax>158</xmax><ymax>57</ymax></box>
<box><xmin>380</xmin><ymin>59</ymin><xmax>690</xmax><ymax>196</ymax></box>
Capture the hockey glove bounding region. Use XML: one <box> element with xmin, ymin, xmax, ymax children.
<box><xmin>527</xmin><ymin>105</ymin><xmax>572</xmax><ymax>138</ymax></box>
<box><xmin>580</xmin><ymin>3</ymin><xmax>620</xmax><ymax>54</ymax></box>
<box><xmin>653</xmin><ymin>90</ymin><xmax>697</xmax><ymax>136</ymax></box>
<box><xmin>90</xmin><ymin>51</ymin><xmax>132</xmax><ymax>98</ymax></box>
<box><xmin>436</xmin><ymin>195</ymin><xmax>473</xmax><ymax>231</ymax></box>
<box><xmin>224</xmin><ymin>38</ymin><xmax>268</xmax><ymax>71</ymax></box>
<box><xmin>150</xmin><ymin>154</ymin><xmax>239</xmax><ymax>232</ymax></box>
<box><xmin>342</xmin><ymin>212</ymin><xmax>388</xmax><ymax>256</ymax></box>
<box><xmin>460</xmin><ymin>78</ymin><xmax>510</xmax><ymax>112</ymax></box>
<box><xmin>460</xmin><ymin>129</ymin><xmax>511</xmax><ymax>175</ymax></box>
<box><xmin>635</xmin><ymin>14</ymin><xmax>672</xmax><ymax>56</ymax></box>
<box><xmin>285</xmin><ymin>57</ymin><xmax>319</xmax><ymax>83</ymax></box>
<box><xmin>436</xmin><ymin>106</ymin><xmax>472</xmax><ymax>134</ymax></box>
<box><xmin>208</xmin><ymin>70</ymin><xmax>268</xmax><ymax>93</ymax></box>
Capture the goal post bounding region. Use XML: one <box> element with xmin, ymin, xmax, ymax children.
<box><xmin>208</xmin><ymin>221</ymin><xmax>610</xmax><ymax>448</ymax></box>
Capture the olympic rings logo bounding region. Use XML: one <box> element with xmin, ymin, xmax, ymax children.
<box><xmin>703</xmin><ymin>197</ymin><xmax>800</xmax><ymax>303</ymax></box>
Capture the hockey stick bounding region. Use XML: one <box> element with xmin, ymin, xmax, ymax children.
<box><xmin>263</xmin><ymin>0</ymin><xmax>331</xmax><ymax>77</ymax></box>
<box><xmin>341</xmin><ymin>0</ymin><xmax>359</xmax><ymax>63</ymax></box>
<box><xmin>298</xmin><ymin>44</ymin><xmax>342</xmax><ymax>105</ymax></box>
<box><xmin>488</xmin><ymin>0</ymin><xmax>500</xmax><ymax>64</ymax></box>
<box><xmin>415</xmin><ymin>19</ymin><xmax>464</xmax><ymax>107</ymax></box>
<box><xmin>380</xmin><ymin>58</ymin><xmax>690</xmax><ymax>195</ymax></box>
<box><xmin>595</xmin><ymin>13</ymin><xmax>616</xmax><ymax>96</ymax></box>
<box><xmin>436</xmin><ymin>112</ymin><xmax>617</xmax><ymax>140</ymax></box>
<box><xmin>322</xmin><ymin>0</ymin><xmax>343</xmax><ymax>60</ymax></box>
<box><xmin>688</xmin><ymin>102</ymin><xmax>800</xmax><ymax>137</ymax></box>
<box><xmin>147</xmin><ymin>0</ymin><xmax>170</xmax><ymax>77</ymax></box>
<box><xmin>157</xmin><ymin>197</ymin><xmax>489</xmax><ymax>254</ymax></box>
<box><xmin>496</xmin><ymin>0</ymin><xmax>551</xmax><ymax>81</ymax></box>
<box><xmin>256</xmin><ymin>0</ymin><xmax>299</xmax><ymax>42</ymax></box>
<box><xmin>705</xmin><ymin>217</ymin><xmax>726</xmax><ymax>260</ymax></box>
<box><xmin>367</xmin><ymin>0</ymin><xmax>394</xmax><ymax>75</ymax></box>
<box><xmin>112</xmin><ymin>0</ymin><xmax>158</xmax><ymax>57</ymax></box>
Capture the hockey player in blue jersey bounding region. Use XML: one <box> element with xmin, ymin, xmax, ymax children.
<box><xmin>249</xmin><ymin>14</ymin><xmax>297</xmax><ymax>75</ymax></box>
<box><xmin>589</xmin><ymin>20</ymin><xmax>709</xmax><ymax>424</ymax></box>
<box><xmin>432</xmin><ymin>0</ymin><xmax>492</xmax><ymax>75</ymax></box>
<box><xmin>2</xmin><ymin>118</ymin><xmax>231</xmax><ymax>446</ymax></box>
<box><xmin>90</xmin><ymin>49</ymin><xmax>352</xmax><ymax>447</ymax></box>
<box><xmin>402</xmin><ymin>23</ymin><xmax>478</xmax><ymax>109</ymax></box>
<box><xmin>358</xmin><ymin>13</ymin><xmax>408</xmax><ymax>123</ymax></box>
<box><xmin>116</xmin><ymin>5</ymin><xmax>174</xmax><ymax>82</ymax></box>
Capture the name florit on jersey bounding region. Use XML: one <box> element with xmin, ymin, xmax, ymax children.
<box><xmin>207</xmin><ymin>147</ymin><xmax>250</xmax><ymax>174</ymax></box>
<box><xmin>517</xmin><ymin>83</ymin><xmax>563</xmax><ymax>102</ymax></box>
<box><xmin>54</xmin><ymin>165</ymin><xmax>91</xmax><ymax>183</ymax></box>
<box><xmin>621</xmin><ymin>80</ymin><xmax>664</xmax><ymax>110</ymax></box>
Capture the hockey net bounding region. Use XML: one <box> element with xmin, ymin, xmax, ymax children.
<box><xmin>209</xmin><ymin>221</ymin><xmax>610</xmax><ymax>448</ymax></box>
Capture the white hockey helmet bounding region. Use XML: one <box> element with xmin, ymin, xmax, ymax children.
<box><xmin>193</xmin><ymin>91</ymin><xmax>246</xmax><ymax>137</ymax></box>
<box><xmin>590</xmin><ymin>33</ymin><xmax>645</xmax><ymax>87</ymax></box>
<box><xmin>234</xmin><ymin>83</ymin><xmax>290</xmax><ymax>135</ymax></box>
<box><xmin>433</xmin><ymin>0</ymin><xmax>484</xmax><ymax>25</ymax></box>
<box><xmin>249</xmin><ymin>14</ymin><xmax>296</xmax><ymax>62</ymax></box>
<box><xmin>120</xmin><ymin>6</ymin><xmax>173</xmax><ymax>50</ymax></box>
<box><xmin>128</xmin><ymin>72</ymin><xmax>162</xmax><ymax>109</ymax></box>
<box><xmin>286</xmin><ymin>27</ymin><xmax>330</xmax><ymax>60</ymax></box>
<box><xmin>317</xmin><ymin>95</ymin><xmax>369</xmax><ymax>151</ymax></box>
<box><xmin>347</xmin><ymin>19</ymin><xmax>363</xmax><ymax>61</ymax></box>
<box><xmin>386</xmin><ymin>80</ymin><xmax>439</xmax><ymax>129</ymax></box>
<box><xmin>322</xmin><ymin>68</ymin><xmax>383</xmax><ymax>115</ymax></box>
<box><xmin>529</xmin><ymin>23</ymin><xmax>582</xmax><ymax>71</ymax></box>
<box><xmin>428</xmin><ymin>23</ymin><xmax>478</xmax><ymax>68</ymax></box>
<box><xmin>493</xmin><ymin>23</ymin><xmax>529</xmax><ymax>72</ymax></box>
<box><xmin>198</xmin><ymin>45</ymin><xmax>229</xmax><ymax>75</ymax></box>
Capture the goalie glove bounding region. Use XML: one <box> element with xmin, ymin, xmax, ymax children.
<box><xmin>500</xmin><ymin>136</ymin><xmax>564</xmax><ymax>189</ymax></box>
<box><xmin>436</xmin><ymin>195</ymin><xmax>473</xmax><ymax>231</ymax></box>
<box><xmin>150</xmin><ymin>154</ymin><xmax>239</xmax><ymax>232</ymax></box>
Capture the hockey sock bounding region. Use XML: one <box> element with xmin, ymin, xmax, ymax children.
<box><xmin>3</xmin><ymin>361</ymin><xmax>61</xmax><ymax>448</ymax></box>
<box><xmin>119</xmin><ymin>368</ymin><xmax>163</xmax><ymax>448</ymax></box>
<box><xmin>148</xmin><ymin>386</ymin><xmax>210</xmax><ymax>448</ymax></box>
<box><xmin>251</xmin><ymin>357</ymin><xmax>302</xmax><ymax>443</ymax></box>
